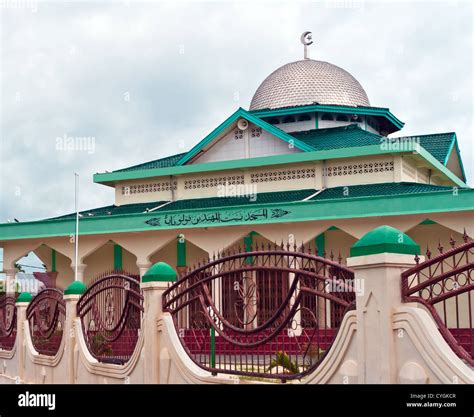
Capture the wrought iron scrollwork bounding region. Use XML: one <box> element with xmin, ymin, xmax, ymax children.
<box><xmin>77</xmin><ymin>273</ymin><xmax>143</xmax><ymax>365</ymax></box>
<box><xmin>163</xmin><ymin>248</ymin><xmax>355</xmax><ymax>381</ymax></box>
<box><xmin>401</xmin><ymin>238</ymin><xmax>473</xmax><ymax>366</ymax></box>
<box><xmin>26</xmin><ymin>289</ymin><xmax>66</xmax><ymax>356</ymax></box>
<box><xmin>0</xmin><ymin>295</ymin><xmax>17</xmax><ymax>351</ymax></box>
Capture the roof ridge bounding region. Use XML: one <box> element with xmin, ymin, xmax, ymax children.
<box><xmin>112</xmin><ymin>151</ymin><xmax>187</xmax><ymax>173</ymax></box>
<box><xmin>392</xmin><ymin>132</ymin><xmax>456</xmax><ymax>139</ymax></box>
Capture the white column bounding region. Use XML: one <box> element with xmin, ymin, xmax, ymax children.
<box><xmin>15</xmin><ymin>299</ymin><xmax>29</xmax><ymax>382</ymax></box>
<box><xmin>142</xmin><ymin>281</ymin><xmax>169</xmax><ymax>384</ymax></box>
<box><xmin>137</xmin><ymin>262</ymin><xmax>152</xmax><ymax>278</ymax></box>
<box><xmin>64</xmin><ymin>293</ymin><xmax>81</xmax><ymax>384</ymax></box>
<box><xmin>4</xmin><ymin>269</ymin><xmax>16</xmax><ymax>295</ymax></box>
<box><xmin>347</xmin><ymin>253</ymin><xmax>418</xmax><ymax>384</ymax></box>
<box><xmin>71</xmin><ymin>264</ymin><xmax>86</xmax><ymax>283</ymax></box>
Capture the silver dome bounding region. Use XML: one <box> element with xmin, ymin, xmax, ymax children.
<box><xmin>249</xmin><ymin>60</ymin><xmax>370</xmax><ymax>111</ymax></box>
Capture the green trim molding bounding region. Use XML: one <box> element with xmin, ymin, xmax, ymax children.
<box><xmin>64</xmin><ymin>280</ymin><xmax>87</xmax><ymax>295</ymax></box>
<box><xmin>51</xmin><ymin>249</ymin><xmax>56</xmax><ymax>273</ymax></box>
<box><xmin>250</xmin><ymin>103</ymin><xmax>404</xmax><ymax>133</ymax></box>
<box><xmin>176</xmin><ymin>108</ymin><xmax>314</xmax><ymax>166</ymax></box>
<box><xmin>176</xmin><ymin>235</ymin><xmax>187</xmax><ymax>267</ymax></box>
<box><xmin>16</xmin><ymin>292</ymin><xmax>33</xmax><ymax>303</ymax></box>
<box><xmin>142</xmin><ymin>262</ymin><xmax>177</xmax><ymax>283</ymax></box>
<box><xmin>443</xmin><ymin>134</ymin><xmax>467</xmax><ymax>182</ymax></box>
<box><xmin>315</xmin><ymin>232</ymin><xmax>325</xmax><ymax>257</ymax></box>
<box><xmin>113</xmin><ymin>243</ymin><xmax>123</xmax><ymax>270</ymax></box>
<box><xmin>93</xmin><ymin>142</ymin><xmax>467</xmax><ymax>188</ymax></box>
<box><xmin>350</xmin><ymin>225</ymin><xmax>420</xmax><ymax>257</ymax></box>
<box><xmin>244</xmin><ymin>233</ymin><xmax>254</xmax><ymax>265</ymax></box>
<box><xmin>0</xmin><ymin>188</ymin><xmax>472</xmax><ymax>241</ymax></box>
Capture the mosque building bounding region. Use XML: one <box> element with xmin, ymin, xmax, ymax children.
<box><xmin>0</xmin><ymin>33</ymin><xmax>472</xmax><ymax>293</ymax></box>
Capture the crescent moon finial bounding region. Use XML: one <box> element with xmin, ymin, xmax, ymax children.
<box><xmin>300</xmin><ymin>31</ymin><xmax>313</xmax><ymax>60</ymax></box>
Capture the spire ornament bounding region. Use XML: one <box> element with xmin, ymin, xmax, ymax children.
<box><xmin>300</xmin><ymin>31</ymin><xmax>313</xmax><ymax>60</ymax></box>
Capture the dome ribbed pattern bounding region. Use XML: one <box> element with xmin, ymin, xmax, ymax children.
<box><xmin>250</xmin><ymin>60</ymin><xmax>370</xmax><ymax>110</ymax></box>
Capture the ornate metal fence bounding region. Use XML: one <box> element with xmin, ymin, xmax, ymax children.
<box><xmin>163</xmin><ymin>243</ymin><xmax>355</xmax><ymax>381</ymax></box>
<box><xmin>77</xmin><ymin>272</ymin><xmax>143</xmax><ymax>365</ymax></box>
<box><xmin>401</xmin><ymin>233</ymin><xmax>473</xmax><ymax>366</ymax></box>
<box><xmin>0</xmin><ymin>295</ymin><xmax>17</xmax><ymax>351</ymax></box>
<box><xmin>26</xmin><ymin>289</ymin><xmax>66</xmax><ymax>356</ymax></box>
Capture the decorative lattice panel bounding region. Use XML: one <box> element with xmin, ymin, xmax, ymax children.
<box><xmin>250</xmin><ymin>168</ymin><xmax>316</xmax><ymax>183</ymax></box>
<box><xmin>184</xmin><ymin>175</ymin><xmax>245</xmax><ymax>190</ymax></box>
<box><xmin>325</xmin><ymin>161</ymin><xmax>394</xmax><ymax>177</ymax></box>
<box><xmin>122</xmin><ymin>181</ymin><xmax>177</xmax><ymax>195</ymax></box>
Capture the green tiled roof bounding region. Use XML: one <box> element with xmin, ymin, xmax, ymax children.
<box><xmin>113</xmin><ymin>152</ymin><xmax>187</xmax><ymax>173</ymax></box>
<box><xmin>49</xmin><ymin>201</ymin><xmax>168</xmax><ymax>220</ymax></box>
<box><xmin>393</xmin><ymin>132</ymin><xmax>455</xmax><ymax>164</ymax></box>
<box><xmin>309</xmin><ymin>182</ymin><xmax>458</xmax><ymax>201</ymax></box>
<box><xmin>292</xmin><ymin>124</ymin><xmax>382</xmax><ymax>151</ymax></box>
<box><xmin>45</xmin><ymin>190</ymin><xmax>316</xmax><ymax>221</ymax></box>
<box><xmin>291</xmin><ymin>125</ymin><xmax>456</xmax><ymax>165</ymax></box>
<box><xmin>103</xmin><ymin>126</ymin><xmax>456</xmax><ymax>177</ymax></box>
<box><xmin>44</xmin><ymin>183</ymin><xmax>465</xmax><ymax>223</ymax></box>
<box><xmin>161</xmin><ymin>189</ymin><xmax>316</xmax><ymax>211</ymax></box>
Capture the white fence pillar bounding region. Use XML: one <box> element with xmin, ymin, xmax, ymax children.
<box><xmin>15</xmin><ymin>292</ymin><xmax>32</xmax><ymax>382</ymax></box>
<box><xmin>141</xmin><ymin>262</ymin><xmax>177</xmax><ymax>384</ymax></box>
<box><xmin>347</xmin><ymin>226</ymin><xmax>420</xmax><ymax>384</ymax></box>
<box><xmin>63</xmin><ymin>281</ymin><xmax>87</xmax><ymax>384</ymax></box>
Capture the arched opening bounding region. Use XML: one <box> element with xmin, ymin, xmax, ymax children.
<box><xmin>149</xmin><ymin>236</ymin><xmax>209</xmax><ymax>329</ymax></box>
<box><xmin>6</xmin><ymin>244</ymin><xmax>72</xmax><ymax>293</ymax></box>
<box><xmin>219</xmin><ymin>231</ymin><xmax>290</xmax><ymax>328</ymax></box>
<box><xmin>405</xmin><ymin>220</ymin><xmax>465</xmax><ymax>256</ymax></box>
<box><xmin>299</xmin><ymin>227</ymin><xmax>357</xmax><ymax>329</ymax></box>
<box><xmin>82</xmin><ymin>241</ymin><xmax>139</xmax><ymax>286</ymax></box>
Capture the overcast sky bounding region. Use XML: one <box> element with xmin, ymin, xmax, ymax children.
<box><xmin>0</xmin><ymin>0</ymin><xmax>473</xmax><ymax>224</ymax></box>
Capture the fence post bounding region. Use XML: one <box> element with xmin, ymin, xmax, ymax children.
<box><xmin>347</xmin><ymin>226</ymin><xmax>420</xmax><ymax>384</ymax></box>
<box><xmin>15</xmin><ymin>292</ymin><xmax>32</xmax><ymax>382</ymax></box>
<box><xmin>141</xmin><ymin>262</ymin><xmax>177</xmax><ymax>384</ymax></box>
<box><xmin>63</xmin><ymin>281</ymin><xmax>87</xmax><ymax>384</ymax></box>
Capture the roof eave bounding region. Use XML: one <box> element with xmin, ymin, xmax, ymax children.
<box><xmin>249</xmin><ymin>104</ymin><xmax>405</xmax><ymax>133</ymax></box>
<box><xmin>93</xmin><ymin>142</ymin><xmax>466</xmax><ymax>188</ymax></box>
<box><xmin>1</xmin><ymin>188</ymin><xmax>472</xmax><ymax>241</ymax></box>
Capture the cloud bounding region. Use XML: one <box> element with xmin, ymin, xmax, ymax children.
<box><xmin>0</xmin><ymin>0</ymin><xmax>472</xmax><ymax>223</ymax></box>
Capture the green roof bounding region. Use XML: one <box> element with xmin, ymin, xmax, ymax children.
<box><xmin>394</xmin><ymin>132</ymin><xmax>456</xmax><ymax>165</ymax></box>
<box><xmin>64</xmin><ymin>280</ymin><xmax>87</xmax><ymax>295</ymax></box>
<box><xmin>310</xmin><ymin>182</ymin><xmax>458</xmax><ymax>201</ymax></box>
<box><xmin>350</xmin><ymin>225</ymin><xmax>420</xmax><ymax>257</ymax></box>
<box><xmin>44</xmin><ymin>190</ymin><xmax>316</xmax><ymax>222</ymax></box>
<box><xmin>142</xmin><ymin>262</ymin><xmax>177</xmax><ymax>283</ymax></box>
<box><xmin>109</xmin><ymin>126</ymin><xmax>459</xmax><ymax>179</ymax></box>
<box><xmin>40</xmin><ymin>183</ymin><xmax>465</xmax><ymax>223</ymax></box>
<box><xmin>250</xmin><ymin>103</ymin><xmax>405</xmax><ymax>134</ymax></box>
<box><xmin>112</xmin><ymin>152</ymin><xmax>186</xmax><ymax>173</ymax></box>
<box><xmin>2</xmin><ymin>184</ymin><xmax>472</xmax><ymax>241</ymax></box>
<box><xmin>50</xmin><ymin>201</ymin><xmax>168</xmax><ymax>220</ymax></box>
<box><xmin>161</xmin><ymin>189</ymin><xmax>315</xmax><ymax>211</ymax></box>
<box><xmin>292</xmin><ymin>125</ymin><xmax>457</xmax><ymax>165</ymax></box>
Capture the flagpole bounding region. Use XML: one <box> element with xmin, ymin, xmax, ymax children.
<box><xmin>74</xmin><ymin>173</ymin><xmax>79</xmax><ymax>282</ymax></box>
